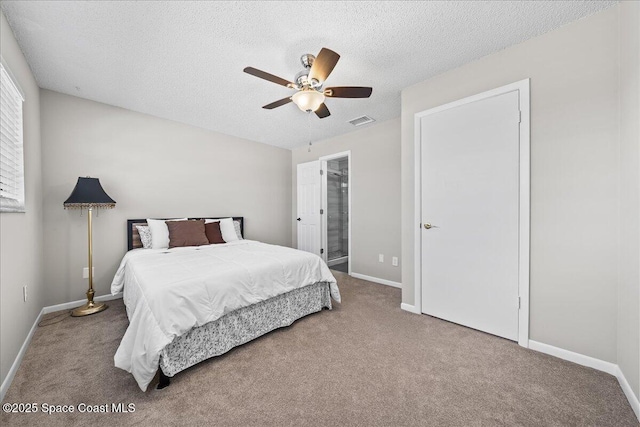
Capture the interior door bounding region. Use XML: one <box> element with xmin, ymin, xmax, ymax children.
<box><xmin>297</xmin><ymin>160</ymin><xmax>321</xmax><ymax>255</ymax></box>
<box><xmin>421</xmin><ymin>90</ymin><xmax>520</xmax><ymax>341</ymax></box>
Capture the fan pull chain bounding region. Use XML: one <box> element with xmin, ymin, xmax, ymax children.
<box><xmin>307</xmin><ymin>111</ymin><xmax>312</xmax><ymax>152</ymax></box>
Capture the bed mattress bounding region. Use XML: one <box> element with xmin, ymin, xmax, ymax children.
<box><xmin>111</xmin><ymin>240</ymin><xmax>340</xmax><ymax>391</ymax></box>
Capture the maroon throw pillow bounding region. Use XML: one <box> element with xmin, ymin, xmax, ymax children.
<box><xmin>205</xmin><ymin>221</ymin><xmax>225</xmax><ymax>244</ymax></box>
<box><xmin>166</xmin><ymin>219</ymin><xmax>209</xmax><ymax>248</ymax></box>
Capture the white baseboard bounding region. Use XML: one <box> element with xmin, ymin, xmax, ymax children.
<box><xmin>528</xmin><ymin>340</ymin><xmax>617</xmax><ymax>375</ymax></box>
<box><xmin>1</xmin><ymin>292</ymin><xmax>123</xmax><ymax>402</ymax></box>
<box><xmin>350</xmin><ymin>272</ymin><xmax>401</xmax><ymax>288</ymax></box>
<box><xmin>529</xmin><ymin>340</ymin><xmax>639</xmax><ymax>421</ymax></box>
<box><xmin>0</xmin><ymin>308</ymin><xmax>43</xmax><ymax>402</ymax></box>
<box><xmin>617</xmin><ymin>365</ymin><xmax>640</xmax><ymax>421</ymax></box>
<box><xmin>42</xmin><ymin>292</ymin><xmax>123</xmax><ymax>314</ymax></box>
<box><xmin>401</xmin><ymin>303</ymin><xmax>421</xmax><ymax>314</ymax></box>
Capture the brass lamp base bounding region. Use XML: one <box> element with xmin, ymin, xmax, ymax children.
<box><xmin>71</xmin><ymin>301</ymin><xmax>108</xmax><ymax>317</ymax></box>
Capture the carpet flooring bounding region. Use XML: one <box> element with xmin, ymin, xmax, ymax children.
<box><xmin>1</xmin><ymin>272</ymin><xmax>637</xmax><ymax>426</ymax></box>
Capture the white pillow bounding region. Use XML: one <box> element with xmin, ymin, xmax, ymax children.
<box><xmin>146</xmin><ymin>218</ymin><xmax>187</xmax><ymax>249</ymax></box>
<box><xmin>219</xmin><ymin>218</ymin><xmax>238</xmax><ymax>242</ymax></box>
<box><xmin>135</xmin><ymin>225</ymin><xmax>152</xmax><ymax>249</ymax></box>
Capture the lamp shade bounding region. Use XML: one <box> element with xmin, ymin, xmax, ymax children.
<box><xmin>63</xmin><ymin>177</ymin><xmax>116</xmax><ymax>209</ymax></box>
<box><xmin>292</xmin><ymin>89</ymin><xmax>325</xmax><ymax>112</ymax></box>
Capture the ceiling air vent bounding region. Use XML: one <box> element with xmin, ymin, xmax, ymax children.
<box><xmin>348</xmin><ymin>115</ymin><xmax>375</xmax><ymax>127</ymax></box>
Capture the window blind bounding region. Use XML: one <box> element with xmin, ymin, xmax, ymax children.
<box><xmin>0</xmin><ymin>63</ymin><xmax>25</xmax><ymax>212</ymax></box>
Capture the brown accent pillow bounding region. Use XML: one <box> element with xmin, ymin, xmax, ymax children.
<box><xmin>166</xmin><ymin>219</ymin><xmax>209</xmax><ymax>248</ymax></box>
<box><xmin>205</xmin><ymin>221</ymin><xmax>225</xmax><ymax>244</ymax></box>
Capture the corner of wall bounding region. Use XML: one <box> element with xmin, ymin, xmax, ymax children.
<box><xmin>0</xmin><ymin>10</ymin><xmax>45</xmax><ymax>391</ymax></box>
<box><xmin>617</xmin><ymin>0</ymin><xmax>640</xmax><ymax>406</ymax></box>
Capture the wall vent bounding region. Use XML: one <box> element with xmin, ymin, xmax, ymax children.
<box><xmin>347</xmin><ymin>115</ymin><xmax>375</xmax><ymax>126</ymax></box>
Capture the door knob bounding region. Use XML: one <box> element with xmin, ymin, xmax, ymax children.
<box><xmin>296</xmin><ymin>218</ymin><xmax>301</xmax><ymax>221</ymax></box>
<box><xmin>424</xmin><ymin>223</ymin><xmax>432</xmax><ymax>229</ymax></box>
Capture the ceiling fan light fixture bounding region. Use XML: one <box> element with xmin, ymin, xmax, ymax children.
<box><xmin>292</xmin><ymin>90</ymin><xmax>325</xmax><ymax>112</ymax></box>
<box><xmin>244</xmin><ymin>47</ymin><xmax>371</xmax><ymax>119</ymax></box>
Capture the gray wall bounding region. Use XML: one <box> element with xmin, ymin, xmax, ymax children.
<box><xmin>0</xmin><ymin>11</ymin><xmax>44</xmax><ymax>388</ymax></box>
<box><xmin>40</xmin><ymin>90</ymin><xmax>292</xmax><ymax>305</ymax></box>
<box><xmin>401</xmin><ymin>8</ymin><xmax>621</xmax><ymax>362</ymax></box>
<box><xmin>292</xmin><ymin>118</ymin><xmax>401</xmax><ymax>283</ymax></box>
<box><xmin>618</xmin><ymin>1</ymin><xmax>640</xmax><ymax>401</ymax></box>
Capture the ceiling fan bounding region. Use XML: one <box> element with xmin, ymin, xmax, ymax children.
<box><xmin>243</xmin><ymin>48</ymin><xmax>372</xmax><ymax>119</ymax></box>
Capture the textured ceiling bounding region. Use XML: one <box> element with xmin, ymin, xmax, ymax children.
<box><xmin>1</xmin><ymin>1</ymin><xmax>615</xmax><ymax>150</ymax></box>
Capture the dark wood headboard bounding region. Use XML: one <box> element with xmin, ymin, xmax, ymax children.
<box><xmin>127</xmin><ymin>217</ymin><xmax>244</xmax><ymax>251</ymax></box>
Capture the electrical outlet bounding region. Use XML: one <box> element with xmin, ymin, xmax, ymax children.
<box><xmin>392</xmin><ymin>257</ymin><xmax>399</xmax><ymax>267</ymax></box>
<box><xmin>378</xmin><ymin>254</ymin><xmax>384</xmax><ymax>263</ymax></box>
<box><xmin>23</xmin><ymin>285</ymin><xmax>27</xmax><ymax>302</ymax></box>
<box><xmin>82</xmin><ymin>267</ymin><xmax>95</xmax><ymax>279</ymax></box>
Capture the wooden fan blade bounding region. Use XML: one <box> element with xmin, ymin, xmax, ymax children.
<box><xmin>324</xmin><ymin>86</ymin><xmax>373</xmax><ymax>98</ymax></box>
<box><xmin>308</xmin><ymin>48</ymin><xmax>340</xmax><ymax>83</ymax></box>
<box><xmin>315</xmin><ymin>103</ymin><xmax>330</xmax><ymax>119</ymax></box>
<box><xmin>243</xmin><ymin>67</ymin><xmax>294</xmax><ymax>87</ymax></box>
<box><xmin>263</xmin><ymin>97</ymin><xmax>292</xmax><ymax>109</ymax></box>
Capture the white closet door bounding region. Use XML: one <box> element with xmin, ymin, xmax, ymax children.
<box><xmin>421</xmin><ymin>90</ymin><xmax>521</xmax><ymax>341</ymax></box>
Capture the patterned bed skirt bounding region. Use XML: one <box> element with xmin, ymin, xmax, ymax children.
<box><xmin>159</xmin><ymin>282</ymin><xmax>333</xmax><ymax>376</ymax></box>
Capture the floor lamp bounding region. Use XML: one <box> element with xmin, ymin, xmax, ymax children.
<box><xmin>64</xmin><ymin>177</ymin><xmax>116</xmax><ymax>317</ymax></box>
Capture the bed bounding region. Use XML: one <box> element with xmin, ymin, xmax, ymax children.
<box><xmin>111</xmin><ymin>217</ymin><xmax>341</xmax><ymax>391</ymax></box>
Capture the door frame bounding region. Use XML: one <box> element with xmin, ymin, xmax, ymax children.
<box><xmin>320</xmin><ymin>150</ymin><xmax>352</xmax><ymax>275</ymax></box>
<box><xmin>413</xmin><ymin>79</ymin><xmax>530</xmax><ymax>347</ymax></box>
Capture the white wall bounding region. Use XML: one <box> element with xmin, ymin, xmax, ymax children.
<box><xmin>401</xmin><ymin>8</ymin><xmax>620</xmax><ymax>362</ymax></box>
<box><xmin>0</xmin><ymin>11</ymin><xmax>44</xmax><ymax>386</ymax></box>
<box><xmin>40</xmin><ymin>90</ymin><xmax>292</xmax><ymax>305</ymax></box>
<box><xmin>292</xmin><ymin>118</ymin><xmax>401</xmax><ymax>283</ymax></box>
<box><xmin>618</xmin><ymin>0</ymin><xmax>640</xmax><ymax>402</ymax></box>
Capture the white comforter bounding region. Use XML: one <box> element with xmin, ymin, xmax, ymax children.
<box><xmin>111</xmin><ymin>240</ymin><xmax>340</xmax><ymax>391</ymax></box>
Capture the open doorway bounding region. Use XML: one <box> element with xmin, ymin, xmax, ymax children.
<box><xmin>321</xmin><ymin>151</ymin><xmax>351</xmax><ymax>275</ymax></box>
